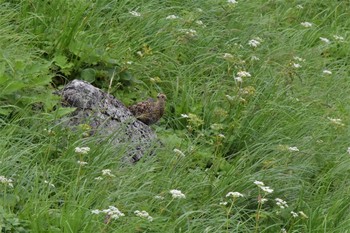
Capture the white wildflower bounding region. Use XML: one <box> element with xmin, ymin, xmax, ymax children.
<box><xmin>296</xmin><ymin>5</ymin><xmax>303</xmax><ymax>9</ymax></box>
<box><xmin>234</xmin><ymin>77</ymin><xmax>243</xmax><ymax>83</ymax></box>
<box><xmin>275</xmin><ymin>198</ymin><xmax>288</xmax><ymax>209</ymax></box>
<box><xmin>228</xmin><ymin>0</ymin><xmax>238</xmax><ymax>4</ymax></box>
<box><xmin>218</xmin><ymin>134</ymin><xmax>225</xmax><ymax>138</ymax></box>
<box><xmin>91</xmin><ymin>209</ymin><xmax>100</xmax><ymax>214</ymax></box>
<box><xmin>226</xmin><ymin>192</ymin><xmax>244</xmax><ymax>198</ymax></box>
<box><xmin>225</xmin><ymin>94</ymin><xmax>235</xmax><ymax>101</ymax></box>
<box><xmin>136</xmin><ymin>51</ymin><xmax>143</xmax><ymax>57</ymax></box>
<box><xmin>170</xmin><ymin>189</ymin><xmax>186</xmax><ymax>199</ymax></box>
<box><xmin>323</xmin><ymin>69</ymin><xmax>332</xmax><ymax>75</ymax></box>
<box><xmin>298</xmin><ymin>211</ymin><xmax>309</xmax><ymax>218</ymax></box>
<box><xmin>291</xmin><ymin>211</ymin><xmax>299</xmax><ymax>218</ymax></box>
<box><xmin>196</xmin><ymin>20</ymin><xmax>205</xmax><ymax>27</ymax></box>
<box><xmin>292</xmin><ymin>63</ymin><xmax>302</xmax><ymax>68</ymax></box>
<box><xmin>319</xmin><ymin>37</ymin><xmax>331</xmax><ymax>44</ymax></box>
<box><xmin>259</xmin><ymin>198</ymin><xmax>268</xmax><ymax>204</ymax></box>
<box><xmin>0</xmin><ymin>176</ymin><xmax>13</xmax><ymax>188</ymax></box>
<box><xmin>166</xmin><ymin>15</ymin><xmax>179</xmax><ymax>20</ymax></box>
<box><xmin>134</xmin><ymin>210</ymin><xmax>153</xmax><ymax>221</ymax></box>
<box><xmin>293</xmin><ymin>56</ymin><xmax>305</xmax><ymax>62</ymax></box>
<box><xmin>248</xmin><ymin>39</ymin><xmax>261</xmax><ymax>48</ymax></box>
<box><xmin>254</xmin><ymin>180</ymin><xmax>265</xmax><ymax>187</ymax></box>
<box><xmin>74</xmin><ymin>146</ymin><xmax>90</xmax><ymax>154</ymax></box>
<box><xmin>126</xmin><ymin>61</ymin><xmax>133</xmax><ymax>65</ymax></box>
<box><xmin>179</xmin><ymin>29</ymin><xmax>197</xmax><ymax>37</ymax></box>
<box><xmin>223</xmin><ymin>53</ymin><xmax>234</xmax><ymax>59</ymax></box>
<box><xmin>301</xmin><ymin>22</ymin><xmax>312</xmax><ymax>27</ymax></box>
<box><xmin>93</xmin><ymin>206</ymin><xmax>124</xmax><ymax>220</ymax></box>
<box><xmin>44</xmin><ymin>180</ymin><xmax>55</xmax><ymax>188</ymax></box>
<box><xmin>328</xmin><ymin>117</ymin><xmax>345</xmax><ymax>126</ymax></box>
<box><xmin>173</xmin><ymin>148</ymin><xmax>185</xmax><ymax>157</ymax></box>
<box><xmin>288</xmin><ymin>146</ymin><xmax>299</xmax><ymax>152</ymax></box>
<box><xmin>129</xmin><ymin>11</ymin><xmax>141</xmax><ymax>17</ymax></box>
<box><xmin>107</xmin><ymin>206</ymin><xmax>125</xmax><ymax>219</ymax></box>
<box><xmin>77</xmin><ymin>160</ymin><xmax>88</xmax><ymax>166</ymax></box>
<box><xmin>333</xmin><ymin>35</ymin><xmax>344</xmax><ymax>41</ymax></box>
<box><xmin>154</xmin><ymin>195</ymin><xmax>164</xmax><ymax>200</ymax></box>
<box><xmin>102</xmin><ymin>169</ymin><xmax>115</xmax><ymax>177</ymax></box>
<box><xmin>251</xmin><ymin>55</ymin><xmax>260</xmax><ymax>61</ymax></box>
<box><xmin>281</xmin><ymin>228</ymin><xmax>287</xmax><ymax>233</ymax></box>
<box><xmin>237</xmin><ymin>71</ymin><xmax>251</xmax><ymax>77</ymax></box>
<box><xmin>181</xmin><ymin>114</ymin><xmax>189</xmax><ymax>118</ymax></box>
<box><xmin>260</xmin><ymin>186</ymin><xmax>274</xmax><ymax>194</ymax></box>
<box><xmin>220</xmin><ymin>201</ymin><xmax>228</xmax><ymax>206</ymax></box>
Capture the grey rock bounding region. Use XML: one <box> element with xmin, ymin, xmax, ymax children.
<box><xmin>57</xmin><ymin>79</ymin><xmax>159</xmax><ymax>163</ymax></box>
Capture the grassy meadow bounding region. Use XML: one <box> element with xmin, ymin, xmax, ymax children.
<box><xmin>1</xmin><ymin>0</ymin><xmax>350</xmax><ymax>232</ymax></box>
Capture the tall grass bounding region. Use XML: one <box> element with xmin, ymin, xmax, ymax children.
<box><xmin>1</xmin><ymin>0</ymin><xmax>350</xmax><ymax>232</ymax></box>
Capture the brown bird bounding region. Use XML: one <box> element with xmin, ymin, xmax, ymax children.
<box><xmin>128</xmin><ymin>93</ymin><xmax>167</xmax><ymax>125</ymax></box>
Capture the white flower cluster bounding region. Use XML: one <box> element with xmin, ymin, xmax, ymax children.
<box><xmin>227</xmin><ymin>0</ymin><xmax>238</xmax><ymax>4</ymax></box>
<box><xmin>170</xmin><ymin>189</ymin><xmax>186</xmax><ymax>199</ymax></box>
<box><xmin>301</xmin><ymin>22</ymin><xmax>312</xmax><ymax>28</ymax></box>
<box><xmin>333</xmin><ymin>35</ymin><xmax>344</xmax><ymax>42</ymax></box>
<box><xmin>254</xmin><ymin>180</ymin><xmax>274</xmax><ymax>194</ymax></box>
<box><xmin>319</xmin><ymin>37</ymin><xmax>331</xmax><ymax>44</ymax></box>
<box><xmin>275</xmin><ymin>198</ymin><xmax>288</xmax><ymax>209</ymax></box>
<box><xmin>237</xmin><ymin>71</ymin><xmax>251</xmax><ymax>78</ymax></box>
<box><xmin>179</xmin><ymin>29</ymin><xmax>197</xmax><ymax>37</ymax></box>
<box><xmin>291</xmin><ymin>211</ymin><xmax>298</xmax><ymax>218</ymax></box>
<box><xmin>323</xmin><ymin>69</ymin><xmax>332</xmax><ymax>75</ymax></box>
<box><xmin>129</xmin><ymin>11</ymin><xmax>141</xmax><ymax>17</ymax></box>
<box><xmin>91</xmin><ymin>206</ymin><xmax>125</xmax><ymax>219</ymax></box>
<box><xmin>288</xmin><ymin>146</ymin><xmax>299</xmax><ymax>152</ymax></box>
<box><xmin>259</xmin><ymin>198</ymin><xmax>268</xmax><ymax>204</ymax></box>
<box><xmin>226</xmin><ymin>191</ymin><xmax>244</xmax><ymax>198</ymax></box>
<box><xmin>292</xmin><ymin>63</ymin><xmax>302</xmax><ymax>68</ymax></box>
<box><xmin>223</xmin><ymin>53</ymin><xmax>234</xmax><ymax>60</ymax></box>
<box><xmin>293</xmin><ymin>56</ymin><xmax>305</xmax><ymax>62</ymax></box>
<box><xmin>166</xmin><ymin>15</ymin><xmax>179</xmax><ymax>20</ymax></box>
<box><xmin>248</xmin><ymin>39</ymin><xmax>261</xmax><ymax>48</ymax></box>
<box><xmin>77</xmin><ymin>160</ymin><xmax>88</xmax><ymax>166</ymax></box>
<box><xmin>154</xmin><ymin>195</ymin><xmax>165</xmax><ymax>200</ymax></box>
<box><xmin>0</xmin><ymin>176</ymin><xmax>13</xmax><ymax>188</ymax></box>
<box><xmin>234</xmin><ymin>71</ymin><xmax>251</xmax><ymax>83</ymax></box>
<box><xmin>134</xmin><ymin>210</ymin><xmax>153</xmax><ymax>221</ymax></box>
<box><xmin>102</xmin><ymin>169</ymin><xmax>115</xmax><ymax>177</ymax></box>
<box><xmin>74</xmin><ymin>147</ymin><xmax>90</xmax><ymax>154</ymax></box>
<box><xmin>327</xmin><ymin>117</ymin><xmax>345</xmax><ymax>126</ymax></box>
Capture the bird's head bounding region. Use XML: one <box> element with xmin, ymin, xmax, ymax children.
<box><xmin>157</xmin><ymin>93</ymin><xmax>167</xmax><ymax>101</ymax></box>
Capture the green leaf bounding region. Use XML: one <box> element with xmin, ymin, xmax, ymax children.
<box><xmin>53</xmin><ymin>55</ymin><xmax>74</xmax><ymax>74</ymax></box>
<box><xmin>81</xmin><ymin>68</ymin><xmax>96</xmax><ymax>83</ymax></box>
<box><xmin>52</xmin><ymin>107</ymin><xmax>76</xmax><ymax>118</ymax></box>
<box><xmin>1</xmin><ymin>81</ymin><xmax>26</xmax><ymax>95</ymax></box>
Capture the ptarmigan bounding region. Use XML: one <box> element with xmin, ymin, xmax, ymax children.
<box><xmin>128</xmin><ymin>93</ymin><xmax>167</xmax><ymax>125</ymax></box>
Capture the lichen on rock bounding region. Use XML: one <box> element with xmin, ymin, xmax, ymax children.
<box><xmin>57</xmin><ymin>79</ymin><xmax>159</xmax><ymax>163</ymax></box>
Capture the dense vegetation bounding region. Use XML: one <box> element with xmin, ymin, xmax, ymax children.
<box><xmin>1</xmin><ymin>0</ymin><xmax>350</xmax><ymax>232</ymax></box>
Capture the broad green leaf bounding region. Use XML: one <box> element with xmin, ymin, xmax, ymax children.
<box><xmin>81</xmin><ymin>68</ymin><xmax>96</xmax><ymax>83</ymax></box>
<box><xmin>1</xmin><ymin>81</ymin><xmax>26</xmax><ymax>95</ymax></box>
